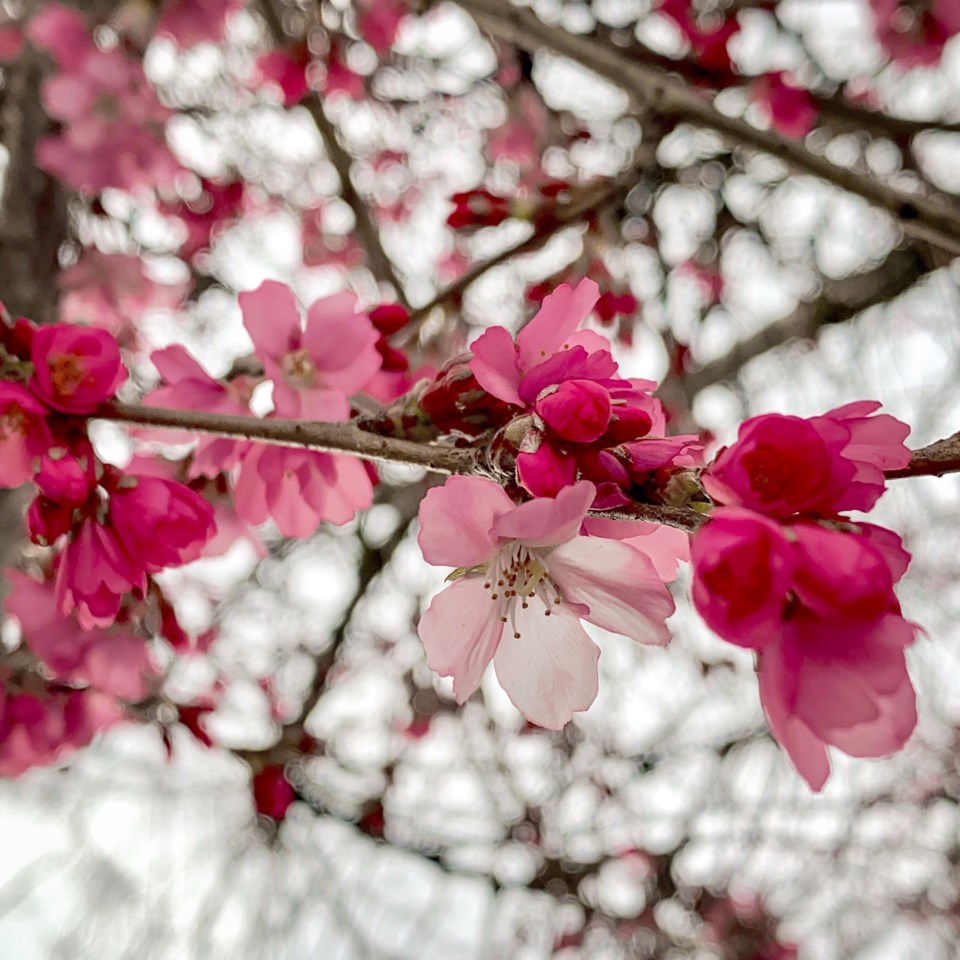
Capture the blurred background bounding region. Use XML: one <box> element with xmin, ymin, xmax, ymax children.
<box><xmin>3</xmin><ymin>0</ymin><xmax>960</xmax><ymax>956</ymax></box>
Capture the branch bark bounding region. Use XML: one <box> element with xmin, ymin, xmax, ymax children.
<box><xmin>886</xmin><ymin>431</ymin><xmax>960</xmax><ymax>480</ymax></box>
<box><xmin>454</xmin><ymin>0</ymin><xmax>960</xmax><ymax>256</ymax></box>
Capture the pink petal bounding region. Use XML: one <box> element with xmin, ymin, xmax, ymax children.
<box><xmin>239</xmin><ymin>280</ymin><xmax>301</xmax><ymax>361</ymax></box>
<box><xmin>516</xmin><ymin>278</ymin><xmax>600</xmax><ymax>373</ymax></box>
<box><xmin>417</xmin><ymin>476</ymin><xmax>513</xmax><ymax>567</ymax></box>
<box><xmin>581</xmin><ymin>516</ymin><xmax>690</xmax><ymax>582</ymax></box>
<box><xmin>470</xmin><ymin>325</ymin><xmax>522</xmax><ymax>406</ymax></box>
<box><xmin>545</xmin><ymin>536</ymin><xmax>674</xmax><ymax>644</ymax></box>
<box><xmin>302</xmin><ymin>292</ymin><xmax>381</xmax><ymax>394</ymax></box>
<box><xmin>150</xmin><ymin>344</ymin><xmax>211</xmax><ymax>383</ymax></box>
<box><xmin>418</xmin><ymin>578</ymin><xmax>504</xmax><ymax>702</ymax></box>
<box><xmin>516</xmin><ymin>443</ymin><xmax>578</xmax><ymax>498</ymax></box>
<box><xmin>493</xmin><ymin>481</ymin><xmax>595</xmax><ymax>548</ymax></box>
<box><xmin>493</xmin><ymin>600</ymin><xmax>599</xmax><ymax>729</ymax></box>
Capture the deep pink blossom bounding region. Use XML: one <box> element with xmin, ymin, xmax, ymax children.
<box><xmin>158</xmin><ymin>176</ymin><xmax>247</xmax><ymax>260</ymax></box>
<box><xmin>356</xmin><ymin>0</ymin><xmax>407</xmax><ymax>55</ymax></box>
<box><xmin>254</xmin><ymin>46</ymin><xmax>312</xmax><ymax>105</ymax></box>
<box><xmin>417</xmin><ymin>478</ymin><xmax>675</xmax><ymax>728</ymax></box>
<box><xmin>704</xmin><ymin>406</ymin><xmax>910</xmax><ymax>518</ymax></box>
<box><xmin>253</xmin><ymin>765</ymin><xmax>297</xmax><ymax>820</ymax></box>
<box><xmin>239</xmin><ymin>280</ymin><xmax>380</xmax><ymax>417</ymax></box>
<box><xmin>7</xmin><ymin>571</ymin><xmax>156</xmax><ymax>700</ymax></box>
<box><xmin>758</xmin><ymin>611</ymin><xmax>917</xmax><ymax>790</ymax></box>
<box><xmin>108</xmin><ymin>472</ymin><xmax>217</xmax><ymax>573</ymax></box>
<box><xmin>154</xmin><ymin>0</ymin><xmax>244</xmax><ymax>48</ymax></box>
<box><xmin>752</xmin><ymin>72</ymin><xmax>818</xmax><ymax>138</ymax></box>
<box><xmin>691</xmin><ymin>507</ymin><xmax>796</xmax><ymax>649</ymax></box>
<box><xmin>869</xmin><ymin>0</ymin><xmax>960</xmax><ymax>66</ymax></box>
<box><xmin>29</xmin><ymin>323</ymin><xmax>127</xmax><ymax>414</ymax></box>
<box><xmin>659</xmin><ymin>0</ymin><xmax>740</xmax><ymax>72</ymax></box>
<box><xmin>0</xmin><ymin>383</ymin><xmax>52</xmax><ymax>488</ymax></box>
<box><xmin>0</xmin><ymin>689</ymin><xmax>122</xmax><ymax>778</ymax></box>
<box><xmin>447</xmin><ymin>188</ymin><xmax>512</xmax><ymax>230</ymax></box>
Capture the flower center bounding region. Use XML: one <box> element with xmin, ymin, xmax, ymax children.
<box><xmin>482</xmin><ymin>542</ymin><xmax>564</xmax><ymax>639</ymax></box>
<box><xmin>281</xmin><ymin>348</ymin><xmax>317</xmax><ymax>388</ymax></box>
<box><xmin>93</xmin><ymin>91</ymin><xmax>123</xmax><ymax>123</ymax></box>
<box><xmin>0</xmin><ymin>403</ymin><xmax>26</xmax><ymax>440</ymax></box>
<box><xmin>47</xmin><ymin>353</ymin><xmax>89</xmax><ymax>396</ymax></box>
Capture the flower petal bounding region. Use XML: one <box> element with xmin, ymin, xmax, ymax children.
<box><xmin>493</xmin><ymin>599</ymin><xmax>599</xmax><ymax>729</ymax></box>
<box><xmin>516</xmin><ymin>278</ymin><xmax>599</xmax><ymax>372</ymax></box>
<box><xmin>418</xmin><ymin>578</ymin><xmax>503</xmax><ymax>702</ymax></box>
<box><xmin>239</xmin><ymin>280</ymin><xmax>301</xmax><ymax>361</ymax></box>
<box><xmin>470</xmin><ymin>325</ymin><xmax>522</xmax><ymax>406</ymax></box>
<box><xmin>417</xmin><ymin>476</ymin><xmax>513</xmax><ymax>567</ymax></box>
<box><xmin>545</xmin><ymin>536</ymin><xmax>675</xmax><ymax>644</ymax></box>
<box><xmin>493</xmin><ymin>481</ymin><xmax>595</xmax><ymax>548</ymax></box>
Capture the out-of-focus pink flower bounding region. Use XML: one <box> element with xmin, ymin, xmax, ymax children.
<box><xmin>154</xmin><ymin>0</ymin><xmax>244</xmax><ymax>48</ymax></box>
<box><xmin>239</xmin><ymin>280</ymin><xmax>381</xmax><ymax>416</ymax></box>
<box><xmin>37</xmin><ymin>46</ymin><xmax>180</xmax><ymax>193</ymax></box>
<box><xmin>322</xmin><ymin>42</ymin><xmax>365</xmax><ymax>100</ymax></box>
<box><xmin>158</xmin><ymin>176</ymin><xmax>247</xmax><ymax>260</ymax></box>
<box><xmin>659</xmin><ymin>0</ymin><xmax>740</xmax><ymax>72</ymax></box>
<box><xmin>7</xmin><ymin>571</ymin><xmax>157</xmax><ymax>700</ymax></box>
<box><xmin>758</xmin><ymin>610</ymin><xmax>918</xmax><ymax>790</ymax></box>
<box><xmin>869</xmin><ymin>0</ymin><xmax>960</xmax><ymax>67</ymax></box>
<box><xmin>108</xmin><ymin>473</ymin><xmax>217</xmax><ymax>572</ymax></box>
<box><xmin>417</xmin><ymin>477</ymin><xmax>675</xmax><ymax>728</ymax></box>
<box><xmin>704</xmin><ymin>407</ymin><xmax>910</xmax><ymax>518</ymax></box>
<box><xmin>487</xmin><ymin>88</ymin><xmax>548</xmax><ymax>170</ymax></box>
<box><xmin>143</xmin><ymin>344</ymin><xmax>253</xmax><ymax>479</ymax></box>
<box><xmin>233</xmin><ymin>441</ymin><xmax>374</xmax><ymax>538</ymax></box>
<box><xmin>752</xmin><ymin>72</ymin><xmax>818</xmax><ymax>138</ymax></box>
<box><xmin>59</xmin><ymin>251</ymin><xmax>188</xmax><ymax>340</ymax></box>
<box><xmin>447</xmin><ymin>188</ymin><xmax>512</xmax><ymax>230</ymax></box>
<box><xmin>26</xmin><ymin>3</ymin><xmax>95</xmax><ymax>68</ymax></box>
<box><xmin>0</xmin><ymin>383</ymin><xmax>52</xmax><ymax>488</ymax></box>
<box><xmin>356</xmin><ymin>0</ymin><xmax>407</xmax><ymax>56</ymax></box>
<box><xmin>253</xmin><ymin>45</ymin><xmax>312</xmax><ymax>105</ymax></box>
<box><xmin>253</xmin><ymin>764</ymin><xmax>297</xmax><ymax>820</ymax></box>
<box><xmin>0</xmin><ymin>689</ymin><xmax>122</xmax><ymax>778</ymax></box>
<box><xmin>0</xmin><ymin>22</ymin><xmax>24</xmax><ymax>62</ymax></box>
<box><xmin>29</xmin><ymin>323</ymin><xmax>127</xmax><ymax>414</ymax></box>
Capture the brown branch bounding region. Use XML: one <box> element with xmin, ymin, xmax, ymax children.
<box><xmin>96</xmin><ymin>401</ymin><xmax>477</xmax><ymax>473</ymax></box>
<box><xmin>886</xmin><ymin>431</ymin><xmax>960</xmax><ymax>480</ymax></box>
<box><xmin>257</xmin><ymin>0</ymin><xmax>408</xmax><ymax>303</ymax></box>
<box><xmin>680</xmin><ymin>245</ymin><xmax>931</xmax><ymax>397</ymax></box>
<box><xmin>454</xmin><ymin>0</ymin><xmax>960</xmax><ymax>255</ymax></box>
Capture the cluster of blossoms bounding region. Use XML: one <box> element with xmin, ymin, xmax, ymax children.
<box><xmin>691</xmin><ymin>408</ymin><xmax>915</xmax><ymax>789</ymax></box>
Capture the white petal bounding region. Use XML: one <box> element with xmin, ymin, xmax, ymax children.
<box><xmin>493</xmin><ymin>600</ymin><xmax>599</xmax><ymax>729</ymax></box>
<box><xmin>545</xmin><ymin>537</ymin><xmax>674</xmax><ymax>645</ymax></box>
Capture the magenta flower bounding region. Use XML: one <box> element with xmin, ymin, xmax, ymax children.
<box><xmin>758</xmin><ymin>611</ymin><xmax>917</xmax><ymax>791</ymax></box>
<box><xmin>703</xmin><ymin>405</ymin><xmax>910</xmax><ymax>519</ymax></box>
<box><xmin>417</xmin><ymin>477</ymin><xmax>675</xmax><ymax>729</ymax></box>
<box><xmin>752</xmin><ymin>72</ymin><xmax>818</xmax><ymax>139</ymax></box>
<box><xmin>869</xmin><ymin>0</ymin><xmax>960</xmax><ymax>66</ymax></box>
<box><xmin>7</xmin><ymin>571</ymin><xmax>157</xmax><ymax>701</ymax></box>
<box><xmin>239</xmin><ymin>280</ymin><xmax>381</xmax><ymax>417</ymax></box>
<box><xmin>0</xmin><ymin>383</ymin><xmax>52</xmax><ymax>488</ymax></box>
<box><xmin>154</xmin><ymin>0</ymin><xmax>244</xmax><ymax>48</ymax></box>
<box><xmin>29</xmin><ymin>322</ymin><xmax>126</xmax><ymax>414</ymax></box>
<box><xmin>108</xmin><ymin>473</ymin><xmax>217</xmax><ymax>573</ymax></box>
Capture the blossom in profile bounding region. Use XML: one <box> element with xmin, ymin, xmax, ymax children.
<box><xmin>417</xmin><ymin>478</ymin><xmax>675</xmax><ymax>729</ymax></box>
<box><xmin>29</xmin><ymin>323</ymin><xmax>127</xmax><ymax>414</ymax></box>
<box><xmin>0</xmin><ymin>383</ymin><xmax>52</xmax><ymax>488</ymax></box>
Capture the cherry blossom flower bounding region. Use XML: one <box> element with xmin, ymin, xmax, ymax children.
<box><xmin>0</xmin><ymin>383</ymin><xmax>53</xmax><ymax>488</ymax></box>
<box><xmin>253</xmin><ymin>765</ymin><xmax>297</xmax><ymax>820</ymax></box>
<box><xmin>29</xmin><ymin>322</ymin><xmax>127</xmax><ymax>414</ymax></box>
<box><xmin>417</xmin><ymin>477</ymin><xmax>675</xmax><ymax>728</ymax></box>
<box><xmin>58</xmin><ymin>250</ymin><xmax>189</xmax><ymax>340</ymax></box>
<box><xmin>36</xmin><ymin>46</ymin><xmax>180</xmax><ymax>193</ymax></box>
<box><xmin>239</xmin><ymin>280</ymin><xmax>381</xmax><ymax>417</ymax></box>
<box><xmin>659</xmin><ymin>0</ymin><xmax>741</xmax><ymax>73</ymax></box>
<box><xmin>254</xmin><ymin>45</ymin><xmax>312</xmax><ymax>105</ymax></box>
<box><xmin>154</xmin><ymin>0</ymin><xmax>245</xmax><ymax>48</ymax></box>
<box><xmin>26</xmin><ymin>3</ymin><xmax>95</xmax><ymax>69</ymax></box>
<box><xmin>752</xmin><ymin>72</ymin><xmax>819</xmax><ymax>139</ymax></box>
<box><xmin>0</xmin><ymin>688</ymin><xmax>122</xmax><ymax>778</ymax></box>
<box><xmin>869</xmin><ymin>0</ymin><xmax>960</xmax><ymax>66</ymax></box>
<box><xmin>6</xmin><ymin>571</ymin><xmax>157</xmax><ymax>701</ymax></box>
<box><xmin>158</xmin><ymin>176</ymin><xmax>247</xmax><ymax>260</ymax></box>
<box><xmin>356</xmin><ymin>0</ymin><xmax>408</xmax><ymax>56</ymax></box>
<box><xmin>702</xmin><ymin>405</ymin><xmax>910</xmax><ymax>519</ymax></box>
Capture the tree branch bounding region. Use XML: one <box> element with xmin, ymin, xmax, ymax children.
<box><xmin>886</xmin><ymin>431</ymin><xmax>960</xmax><ymax>480</ymax></box>
<box><xmin>257</xmin><ymin>0</ymin><xmax>408</xmax><ymax>303</ymax></box>
<box><xmin>454</xmin><ymin>0</ymin><xmax>960</xmax><ymax>256</ymax></box>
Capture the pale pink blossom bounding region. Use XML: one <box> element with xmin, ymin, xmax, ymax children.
<box><xmin>417</xmin><ymin>478</ymin><xmax>675</xmax><ymax>728</ymax></box>
<box><xmin>26</xmin><ymin>3</ymin><xmax>94</xmax><ymax>69</ymax></box>
<box><xmin>239</xmin><ymin>280</ymin><xmax>381</xmax><ymax>417</ymax></box>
